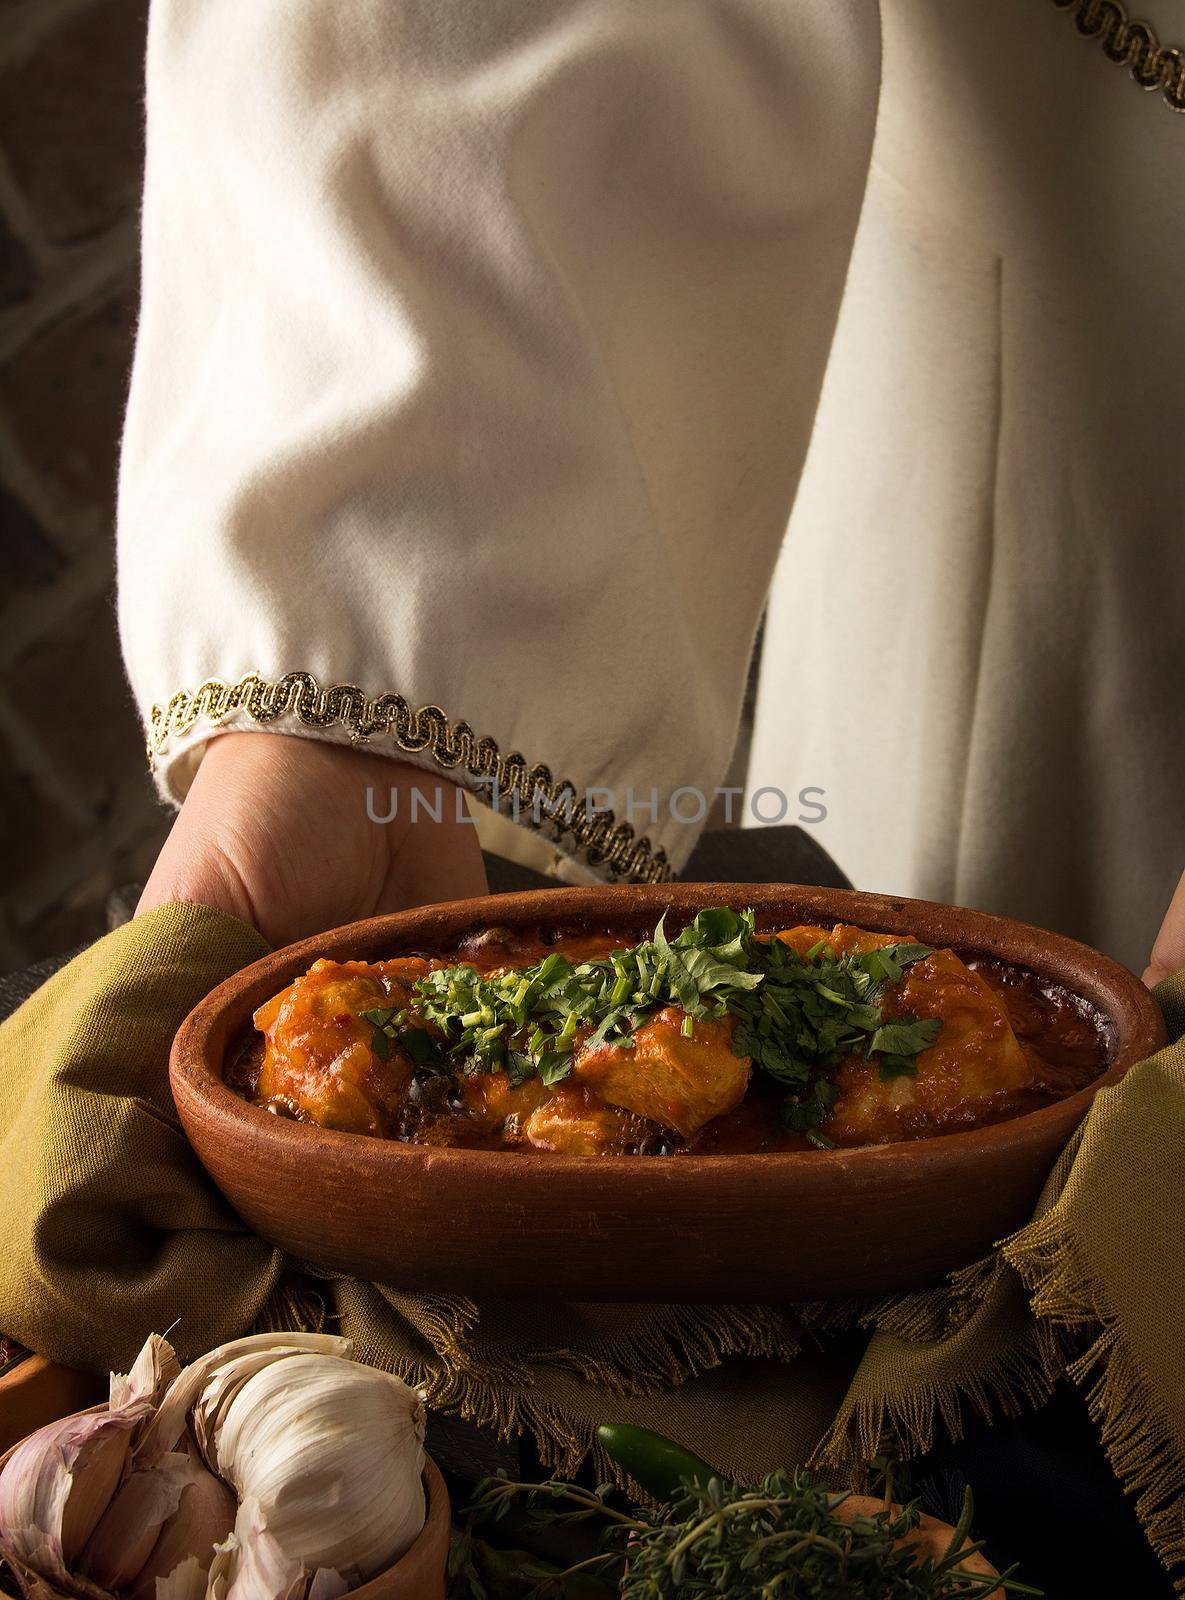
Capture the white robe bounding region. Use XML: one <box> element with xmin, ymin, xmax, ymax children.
<box><xmin>750</xmin><ymin>0</ymin><xmax>1185</xmax><ymax>970</ymax></box>
<box><xmin>117</xmin><ymin>0</ymin><xmax>1184</xmax><ymax>970</ymax></box>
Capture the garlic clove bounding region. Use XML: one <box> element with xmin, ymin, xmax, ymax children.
<box><xmin>0</xmin><ymin>1411</ymin><xmax>136</xmax><ymax>1578</ymax></box>
<box><xmin>306</xmin><ymin>1573</ymin><xmax>348</xmax><ymax>1600</ymax></box>
<box><xmin>137</xmin><ymin>1335</ymin><xmax>351</xmax><ymax>1469</ymax></box>
<box><xmin>0</xmin><ymin>1332</ymin><xmax>184</xmax><ymax>1586</ymax></box>
<box><xmin>209</xmin><ymin>1496</ymin><xmax>306</xmax><ymax>1600</ymax></box>
<box><xmin>213</xmin><ymin>1356</ymin><xmax>425</xmax><ymax>1581</ymax></box>
<box><xmin>153</xmin><ymin>1555</ymin><xmax>207</xmax><ymax>1600</ymax></box>
<box><xmin>127</xmin><ymin>1455</ymin><xmax>236</xmax><ymax>1600</ymax></box>
<box><xmin>54</xmin><ymin>1422</ymin><xmax>132</xmax><ymax>1567</ymax></box>
<box><xmin>78</xmin><ymin>1452</ymin><xmax>192</xmax><ymax>1589</ymax></box>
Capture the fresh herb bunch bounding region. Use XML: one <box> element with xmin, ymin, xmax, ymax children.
<box><xmin>460</xmin><ymin>1469</ymin><xmax>1038</xmax><ymax>1599</ymax></box>
<box><xmin>362</xmin><ymin>908</ymin><xmax>941</xmax><ymax>1138</ymax></box>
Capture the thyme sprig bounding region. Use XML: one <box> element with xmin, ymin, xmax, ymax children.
<box><xmin>364</xmin><ymin>908</ymin><xmax>942</xmax><ymax>1137</ymax></box>
<box><xmin>461</xmin><ymin>1469</ymin><xmax>1039</xmax><ymax>1599</ymax></box>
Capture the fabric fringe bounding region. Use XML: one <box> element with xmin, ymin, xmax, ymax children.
<box><xmin>790</xmin><ymin>1258</ymin><xmax>1001</xmax><ymax>1348</ymax></box>
<box><xmin>389</xmin><ymin>1291</ymin><xmax>484</xmax><ymax>1361</ymax></box>
<box><xmin>810</xmin><ymin>1329</ymin><xmax>1057</xmax><ymax>1475</ymax></box>
<box><xmin>809</xmin><ymin>1255</ymin><xmax>1062</xmax><ymax>1475</ymax></box>
<box><xmin>365</xmin><ymin>1344</ymin><xmax>599</xmax><ymax>1479</ymax></box>
<box><xmin>855</xmin><ymin>1256</ymin><xmax>1003</xmax><ymax>1345</ymax></box>
<box><xmin>373</xmin><ymin>1296</ymin><xmax>801</xmax><ymax>1407</ymax></box>
<box><xmin>251</xmin><ymin>1276</ymin><xmax>329</xmax><ymax>1336</ymax></box>
<box><xmin>367</xmin><ymin>1301</ymin><xmax>800</xmax><ymax>1481</ymax></box>
<box><xmin>1003</xmin><ymin>1213</ymin><xmax>1185</xmax><ymax>1591</ymax></box>
<box><xmin>522</xmin><ymin>1304</ymin><xmax>803</xmax><ymax>1395</ymax></box>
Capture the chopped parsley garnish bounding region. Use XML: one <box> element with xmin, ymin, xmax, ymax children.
<box><xmin>410</xmin><ymin>909</ymin><xmax>760</xmax><ymax>1091</ymax></box>
<box><xmin>365</xmin><ymin>908</ymin><xmax>942</xmax><ymax>1139</ymax></box>
<box><xmin>728</xmin><ymin>930</ymin><xmax>942</xmax><ymax>1103</ymax></box>
<box><xmin>360</xmin><ymin>1007</ymin><xmax>445</xmax><ymax>1071</ymax></box>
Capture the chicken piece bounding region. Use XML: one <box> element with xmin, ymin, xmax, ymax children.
<box><xmin>824</xmin><ymin>948</ymin><xmax>1035</xmax><ymax>1146</ymax></box>
<box><xmin>572</xmin><ymin>1008</ymin><xmax>749</xmax><ymax>1139</ymax></box>
<box><xmin>773</xmin><ymin>924</ymin><xmax>835</xmax><ymax>958</ymax></box>
<box><xmin>253</xmin><ymin>957</ymin><xmax>429</xmax><ymax>1137</ymax></box>
<box><xmin>825</xmin><ymin>923</ymin><xmax>906</xmax><ymax>956</ymax></box>
<box><xmin>459</xmin><ymin>1070</ymin><xmax>553</xmax><ymax>1139</ymax></box>
<box><xmin>775</xmin><ymin>922</ymin><xmax>920</xmax><ymax>960</ymax></box>
<box><xmin>522</xmin><ymin>1087</ymin><xmax>658</xmax><ymax>1155</ymax></box>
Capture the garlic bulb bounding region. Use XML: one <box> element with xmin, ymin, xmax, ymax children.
<box><xmin>0</xmin><ymin>1333</ymin><xmax>177</xmax><ymax>1586</ymax></box>
<box><xmin>202</xmin><ymin>1354</ymin><xmax>425</xmax><ymax>1585</ymax></box>
<box><xmin>140</xmin><ymin>1334</ymin><xmax>351</xmax><ymax>1469</ymax></box>
<box><xmin>0</xmin><ymin>1331</ymin><xmax>427</xmax><ymax>1600</ymax></box>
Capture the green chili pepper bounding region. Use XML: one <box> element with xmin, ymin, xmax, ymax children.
<box><xmin>596</xmin><ymin>1423</ymin><xmax>717</xmax><ymax>1501</ymax></box>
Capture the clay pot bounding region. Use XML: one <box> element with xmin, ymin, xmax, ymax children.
<box><xmin>171</xmin><ymin>882</ymin><xmax>1165</xmax><ymax>1302</ymax></box>
<box><xmin>0</xmin><ymin>1404</ymin><xmax>450</xmax><ymax>1599</ymax></box>
<box><xmin>0</xmin><ymin>1354</ymin><xmax>101</xmax><ymax>1456</ymax></box>
<box><xmin>834</xmin><ymin>1495</ymin><xmax>1002</xmax><ymax>1596</ymax></box>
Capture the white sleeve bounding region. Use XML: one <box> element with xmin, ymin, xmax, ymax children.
<box><xmin>118</xmin><ymin>0</ymin><xmax>879</xmax><ymax>882</ymax></box>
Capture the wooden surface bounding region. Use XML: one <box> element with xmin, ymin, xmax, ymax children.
<box><xmin>171</xmin><ymin>882</ymin><xmax>1166</xmax><ymax>1303</ymax></box>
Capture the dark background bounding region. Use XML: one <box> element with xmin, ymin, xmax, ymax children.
<box><xmin>0</xmin><ymin>0</ymin><xmax>169</xmax><ymax>969</ymax></box>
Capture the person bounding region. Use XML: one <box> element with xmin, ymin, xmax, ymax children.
<box><xmin>123</xmin><ymin>0</ymin><xmax>1185</xmax><ymax>984</ymax></box>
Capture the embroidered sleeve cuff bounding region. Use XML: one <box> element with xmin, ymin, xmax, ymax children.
<box><xmin>146</xmin><ymin>671</ymin><xmax>674</xmax><ymax>886</ymax></box>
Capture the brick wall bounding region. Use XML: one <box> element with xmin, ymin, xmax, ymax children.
<box><xmin>0</xmin><ymin>0</ymin><xmax>170</xmax><ymax>970</ymax></box>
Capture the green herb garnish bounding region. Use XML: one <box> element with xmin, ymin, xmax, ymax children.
<box><xmin>367</xmin><ymin>909</ymin><xmax>942</xmax><ymax>1140</ymax></box>
<box><xmin>361</xmin><ymin>1008</ymin><xmax>445</xmax><ymax>1072</ymax></box>
<box><xmin>729</xmin><ymin>931</ymin><xmax>941</xmax><ymax>1120</ymax></box>
<box><xmin>412</xmin><ymin>909</ymin><xmax>761</xmax><ymax>1086</ymax></box>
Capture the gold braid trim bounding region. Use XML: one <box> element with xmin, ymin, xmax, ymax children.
<box><xmin>147</xmin><ymin>670</ymin><xmax>673</xmax><ymax>885</ymax></box>
<box><xmin>1050</xmin><ymin>0</ymin><xmax>1185</xmax><ymax>111</ymax></box>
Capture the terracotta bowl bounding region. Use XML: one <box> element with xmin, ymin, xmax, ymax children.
<box><xmin>0</xmin><ymin>1406</ymin><xmax>450</xmax><ymax>1599</ymax></box>
<box><xmin>834</xmin><ymin>1497</ymin><xmax>1001</xmax><ymax>1596</ymax></box>
<box><xmin>170</xmin><ymin>883</ymin><xmax>1165</xmax><ymax>1302</ymax></box>
<box><xmin>0</xmin><ymin>1353</ymin><xmax>101</xmax><ymax>1456</ymax></box>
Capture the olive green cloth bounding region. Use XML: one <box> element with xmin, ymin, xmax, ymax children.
<box><xmin>1</xmin><ymin>904</ymin><xmax>1183</xmax><ymax>1585</ymax></box>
